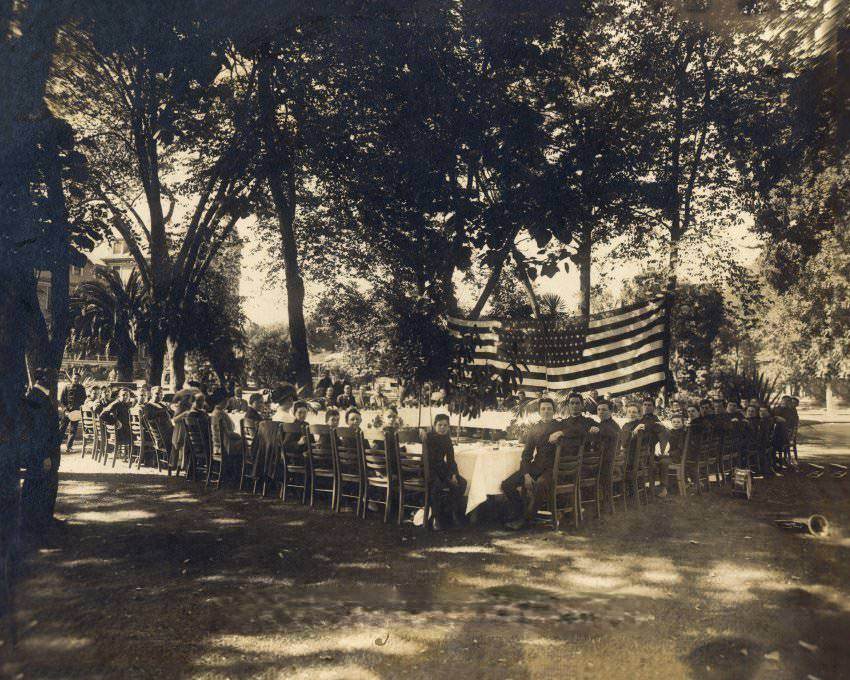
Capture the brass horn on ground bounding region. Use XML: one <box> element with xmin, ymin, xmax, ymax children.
<box><xmin>774</xmin><ymin>514</ymin><xmax>830</xmax><ymax>537</ymax></box>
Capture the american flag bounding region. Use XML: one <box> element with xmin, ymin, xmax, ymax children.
<box><xmin>448</xmin><ymin>296</ymin><xmax>670</xmax><ymax>397</ymax></box>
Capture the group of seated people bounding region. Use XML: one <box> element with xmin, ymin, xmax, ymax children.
<box><xmin>498</xmin><ymin>391</ymin><xmax>800</xmax><ymax>530</ymax></box>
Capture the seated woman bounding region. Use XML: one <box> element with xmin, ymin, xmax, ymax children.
<box><xmin>343</xmin><ymin>408</ymin><xmax>370</xmax><ymax>449</ymax></box>
<box><xmin>424</xmin><ymin>414</ymin><xmax>467</xmax><ymax>530</ymax></box>
<box><xmin>282</xmin><ymin>400</ymin><xmax>310</xmax><ymax>453</ymax></box>
<box><xmin>244</xmin><ymin>393</ymin><xmax>266</xmax><ymax>427</ymax></box>
<box><xmin>270</xmin><ymin>385</ymin><xmax>296</xmax><ymax>422</ymax></box>
<box><xmin>314</xmin><ymin>408</ymin><xmax>341</xmax><ymax>452</ymax></box>
<box><xmin>210</xmin><ymin>388</ymin><xmax>243</xmax><ymax>460</ymax></box>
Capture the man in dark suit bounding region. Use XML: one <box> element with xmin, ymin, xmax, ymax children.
<box><xmin>20</xmin><ymin>370</ymin><xmax>61</xmax><ymax>532</ymax></box>
<box><xmin>59</xmin><ymin>371</ymin><xmax>87</xmax><ymax>451</ymax></box>
<box><xmin>502</xmin><ymin>393</ymin><xmax>598</xmax><ymax>529</ymax></box>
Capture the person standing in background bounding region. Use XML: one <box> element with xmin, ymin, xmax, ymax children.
<box><xmin>59</xmin><ymin>372</ymin><xmax>86</xmax><ymax>451</ymax></box>
<box><xmin>20</xmin><ymin>370</ymin><xmax>61</xmax><ymax>533</ymax></box>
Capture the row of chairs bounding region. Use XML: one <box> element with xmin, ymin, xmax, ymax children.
<box><xmin>79</xmin><ymin>407</ymin><xmax>171</xmax><ymax>473</ymax></box>
<box><xmin>234</xmin><ymin>420</ymin><xmax>435</xmax><ymax>525</ymax></box>
<box><xmin>538</xmin><ymin>417</ymin><xmax>791</xmax><ymax>531</ymax></box>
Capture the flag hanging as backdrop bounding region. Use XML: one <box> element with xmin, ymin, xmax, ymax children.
<box><xmin>448</xmin><ymin>296</ymin><xmax>670</xmax><ymax>397</ymax></box>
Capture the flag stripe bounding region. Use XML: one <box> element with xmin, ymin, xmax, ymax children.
<box><xmin>447</xmin><ymin>297</ymin><xmax>669</xmax><ymax>398</ymax></box>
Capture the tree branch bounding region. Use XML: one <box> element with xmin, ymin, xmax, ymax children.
<box><xmin>92</xmin><ymin>185</ymin><xmax>152</xmax><ymax>288</ymax></box>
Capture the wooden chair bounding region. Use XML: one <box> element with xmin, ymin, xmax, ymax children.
<box><xmin>701</xmin><ymin>426</ymin><xmax>723</xmax><ymax>488</ymax></box>
<box><xmin>103</xmin><ymin>423</ymin><xmax>129</xmax><ymax>468</ymax></box>
<box><xmin>363</xmin><ymin>436</ymin><xmax>393</xmax><ymax>522</ymax></box>
<box><xmin>129</xmin><ymin>412</ymin><xmax>148</xmax><ymax>470</ymax></box>
<box><xmin>239</xmin><ymin>418</ymin><xmax>259</xmax><ymax>492</ymax></box>
<box><xmin>627</xmin><ymin>432</ymin><xmax>654</xmax><ymax>506</ymax></box>
<box><xmin>94</xmin><ymin>420</ymin><xmax>106</xmax><ymax>463</ymax></box>
<box><xmin>666</xmin><ymin>428</ymin><xmax>693</xmax><ymax>497</ymax></box>
<box><xmin>144</xmin><ymin>411</ymin><xmax>172</xmax><ymax>476</ymax></box>
<box><xmin>333</xmin><ymin>427</ymin><xmax>364</xmax><ymax>515</ymax></box>
<box><xmin>603</xmin><ymin>436</ymin><xmax>628</xmax><ymax>513</ymax></box>
<box><xmin>578</xmin><ymin>434</ymin><xmax>605</xmax><ymax>522</ymax></box>
<box><xmin>278</xmin><ymin>422</ymin><xmax>309</xmax><ymax>503</ymax></box>
<box><xmin>184</xmin><ymin>412</ymin><xmax>211</xmax><ymax>483</ymax></box>
<box><xmin>308</xmin><ymin>424</ymin><xmax>337</xmax><ymax>509</ymax></box>
<box><xmin>539</xmin><ymin>437</ymin><xmax>584</xmax><ymax>531</ymax></box>
<box><xmin>394</xmin><ymin>432</ymin><xmax>431</xmax><ymax>527</ymax></box>
<box><xmin>80</xmin><ymin>408</ymin><xmax>97</xmax><ymax>459</ymax></box>
<box><xmin>207</xmin><ymin>416</ymin><xmax>226</xmax><ymax>489</ymax></box>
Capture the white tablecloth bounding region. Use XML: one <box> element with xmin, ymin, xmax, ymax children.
<box><xmin>406</xmin><ymin>442</ymin><xmax>523</xmax><ymax>514</ymax></box>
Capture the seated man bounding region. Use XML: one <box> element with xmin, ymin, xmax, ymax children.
<box><xmin>502</xmin><ymin>394</ymin><xmax>598</xmax><ymax>530</ymax></box>
<box><xmin>500</xmin><ymin>397</ymin><xmax>562</xmax><ymax>529</ymax></box>
<box><xmin>316</xmin><ymin>370</ymin><xmax>334</xmax><ymax>396</ymax></box>
<box><xmin>226</xmin><ymin>387</ymin><xmax>249</xmax><ymax>413</ymax></box>
<box><xmin>424</xmin><ymin>414</ymin><xmax>467</xmax><ymax>529</ymax></box>
<box><xmin>595</xmin><ymin>399</ymin><xmax>622</xmax><ymax>488</ymax></box>
<box><xmin>321</xmin><ymin>387</ymin><xmax>335</xmax><ymax>410</ymax></box>
<box><xmin>665</xmin><ymin>413</ymin><xmax>687</xmax><ymax>463</ymax></box>
<box><xmin>596</xmin><ymin>400</ymin><xmax>621</xmax><ymax>456</ymax></box>
<box><xmin>100</xmin><ymin>388</ymin><xmax>133</xmax><ymax>447</ymax></box>
<box><xmin>639</xmin><ymin>396</ymin><xmax>670</xmax><ymax>497</ymax></box>
<box><xmin>335</xmin><ymin>384</ymin><xmax>356</xmax><ymax>409</ymax></box>
<box><xmin>619</xmin><ymin>402</ymin><xmax>643</xmax><ymax>446</ymax></box>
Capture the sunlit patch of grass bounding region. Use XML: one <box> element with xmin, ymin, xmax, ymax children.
<box><xmin>210</xmin><ymin>517</ymin><xmax>246</xmax><ymax>526</ymax></box>
<box><xmin>609</xmin><ymin>583</ymin><xmax>670</xmax><ymax>599</ymax></box>
<box><xmin>449</xmin><ymin>574</ymin><xmax>510</xmax><ymax>590</ymax></box>
<box><xmin>210</xmin><ymin>627</ymin><xmax>430</xmax><ymax>660</ymax></box>
<box><xmin>423</xmin><ymin>545</ymin><xmax>498</xmax><ymax>555</ymax></box>
<box><xmin>282</xmin><ymin>664</ymin><xmax>382</xmax><ymax>680</ymax></box>
<box><xmin>68</xmin><ymin>509</ymin><xmax>156</xmax><ymax>523</ymax></box>
<box><xmin>639</xmin><ymin>569</ymin><xmax>683</xmax><ymax>585</ymax></box>
<box><xmin>160</xmin><ymin>493</ymin><xmax>201</xmax><ymax>503</ymax></box>
<box><xmin>490</xmin><ymin>538</ymin><xmax>575</xmax><ymax>561</ymax></box>
<box><xmin>701</xmin><ymin>562</ymin><xmax>784</xmax><ymax>604</ymax></box>
<box><xmin>561</xmin><ymin>572</ymin><xmax>628</xmax><ymax>591</ymax></box>
<box><xmin>58</xmin><ymin>480</ymin><xmax>110</xmax><ymax>496</ymax></box>
<box><xmin>335</xmin><ymin>562</ymin><xmax>391</xmax><ymax>570</ymax></box>
<box><xmin>59</xmin><ymin>557</ymin><xmax>119</xmax><ymax>568</ymax></box>
<box><xmin>18</xmin><ymin>635</ymin><xmax>91</xmax><ymax>652</ymax></box>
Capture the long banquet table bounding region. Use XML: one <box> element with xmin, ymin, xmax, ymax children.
<box><xmin>228</xmin><ymin>411</ymin><xmax>524</xmax><ymax>514</ymax></box>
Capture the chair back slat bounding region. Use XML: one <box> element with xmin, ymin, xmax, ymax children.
<box><xmin>308</xmin><ymin>424</ymin><xmax>335</xmax><ymax>473</ymax></box>
<box><xmin>241</xmin><ymin>418</ymin><xmax>258</xmax><ymax>450</ymax></box>
<box><xmin>81</xmin><ymin>408</ymin><xmax>96</xmax><ymax>435</ymax></box>
<box><xmin>334</xmin><ymin>426</ymin><xmax>364</xmax><ymax>479</ymax></box>
<box><xmin>363</xmin><ymin>443</ymin><xmax>390</xmax><ymax>481</ymax></box>
<box><xmin>210</xmin><ymin>416</ymin><xmax>224</xmax><ymax>457</ymax></box>
<box><xmin>279</xmin><ymin>421</ymin><xmax>308</xmax><ymax>469</ymax></box>
<box><xmin>185</xmin><ymin>412</ymin><xmax>211</xmax><ymax>462</ymax></box>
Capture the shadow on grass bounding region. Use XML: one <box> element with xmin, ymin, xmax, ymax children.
<box><xmin>1</xmin><ymin>458</ymin><xmax>849</xmax><ymax>679</ymax></box>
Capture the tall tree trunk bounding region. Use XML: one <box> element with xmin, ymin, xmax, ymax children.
<box><xmin>470</xmin><ymin>246</ymin><xmax>511</xmax><ymax>319</ymax></box>
<box><xmin>116</xmin><ymin>340</ymin><xmax>135</xmax><ymax>383</ymax></box>
<box><xmin>511</xmin><ymin>247</ymin><xmax>540</xmax><ymax>319</ymax></box>
<box><xmin>576</xmin><ymin>235</ymin><xmax>591</xmax><ymax>320</ymax></box>
<box><xmin>257</xmin><ymin>53</ymin><xmax>312</xmax><ymax>393</ymax></box>
<box><xmin>146</xmin><ymin>332</ymin><xmax>166</xmax><ymax>386</ymax></box>
<box><xmin>167</xmin><ymin>337</ymin><xmax>186</xmax><ymax>391</ymax></box>
<box><xmin>43</xmin><ymin>124</ymin><xmax>72</xmax><ymax>372</ymax></box>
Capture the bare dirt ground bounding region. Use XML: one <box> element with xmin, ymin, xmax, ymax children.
<box><xmin>2</xmin><ymin>419</ymin><xmax>849</xmax><ymax>680</ymax></box>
